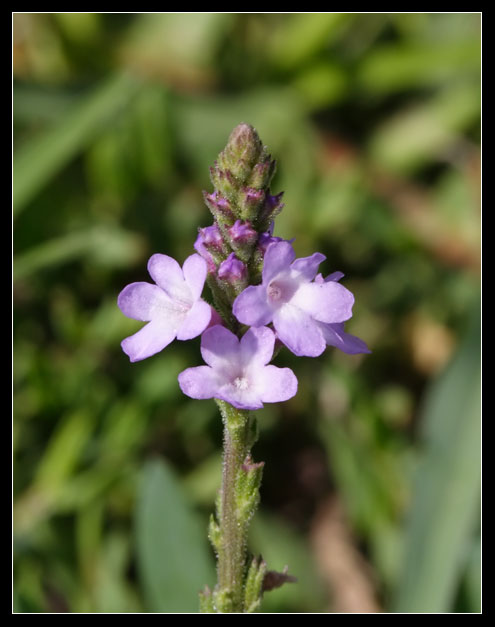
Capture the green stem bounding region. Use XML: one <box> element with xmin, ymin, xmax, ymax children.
<box><xmin>213</xmin><ymin>400</ymin><xmax>259</xmax><ymax>612</ymax></box>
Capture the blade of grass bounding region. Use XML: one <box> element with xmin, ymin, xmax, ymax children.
<box><xmin>393</xmin><ymin>304</ymin><xmax>481</xmax><ymax>612</ymax></box>
<box><xmin>13</xmin><ymin>72</ymin><xmax>140</xmax><ymax>216</ymax></box>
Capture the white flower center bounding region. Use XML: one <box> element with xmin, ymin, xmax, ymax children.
<box><xmin>267</xmin><ymin>277</ymin><xmax>298</xmax><ymax>304</ymax></box>
<box><xmin>233</xmin><ymin>376</ymin><xmax>249</xmax><ymax>391</ymax></box>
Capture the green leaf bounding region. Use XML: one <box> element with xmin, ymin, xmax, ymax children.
<box><xmin>368</xmin><ymin>83</ymin><xmax>480</xmax><ymax>173</ymax></box>
<box><xmin>393</xmin><ymin>304</ymin><xmax>481</xmax><ymax>612</ymax></box>
<box><xmin>13</xmin><ymin>72</ymin><xmax>140</xmax><ymax>216</ymax></box>
<box><xmin>136</xmin><ymin>458</ymin><xmax>214</xmax><ymax>613</ymax></box>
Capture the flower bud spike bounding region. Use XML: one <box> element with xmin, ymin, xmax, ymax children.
<box><xmin>218</xmin><ymin>123</ymin><xmax>264</xmax><ymax>183</ymax></box>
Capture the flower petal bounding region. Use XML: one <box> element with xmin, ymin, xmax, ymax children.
<box><xmin>118</xmin><ymin>282</ymin><xmax>171</xmax><ymax>322</ymax></box>
<box><xmin>215</xmin><ymin>380</ymin><xmax>264</xmax><ymax>410</ymax></box>
<box><xmin>257</xmin><ymin>365</ymin><xmax>298</xmax><ymax>403</ymax></box>
<box><xmin>200</xmin><ymin>325</ymin><xmax>240</xmax><ymax>372</ymax></box>
<box><xmin>319</xmin><ymin>322</ymin><xmax>371</xmax><ymax>354</ymax></box>
<box><xmin>325</xmin><ymin>271</ymin><xmax>344</xmax><ymax>282</ymax></box>
<box><xmin>290</xmin><ymin>252</ymin><xmax>325</xmax><ymax>281</ymax></box>
<box><xmin>121</xmin><ymin>319</ymin><xmax>177</xmax><ymax>362</ymax></box>
<box><xmin>178</xmin><ymin>366</ymin><xmax>220</xmax><ymax>400</ymax></box>
<box><xmin>273</xmin><ymin>304</ymin><xmax>326</xmax><ymax>357</ymax></box>
<box><xmin>147</xmin><ymin>253</ymin><xmax>190</xmax><ymax>303</ymax></box>
<box><xmin>233</xmin><ymin>285</ymin><xmax>273</xmax><ymax>326</ymax></box>
<box><xmin>240</xmin><ymin>326</ymin><xmax>275</xmax><ymax>367</ymax></box>
<box><xmin>176</xmin><ymin>299</ymin><xmax>212</xmax><ymax>340</ymax></box>
<box><xmin>182</xmin><ymin>254</ymin><xmax>207</xmax><ymax>301</ymax></box>
<box><xmin>290</xmin><ymin>281</ymin><xmax>354</xmax><ymax>324</ymax></box>
<box><xmin>262</xmin><ymin>241</ymin><xmax>296</xmax><ymax>283</ymax></box>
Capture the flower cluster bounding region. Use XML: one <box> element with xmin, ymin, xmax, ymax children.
<box><xmin>118</xmin><ymin>124</ymin><xmax>369</xmax><ymax>410</ymax></box>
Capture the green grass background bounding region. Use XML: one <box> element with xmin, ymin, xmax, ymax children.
<box><xmin>13</xmin><ymin>13</ymin><xmax>481</xmax><ymax>613</ymax></box>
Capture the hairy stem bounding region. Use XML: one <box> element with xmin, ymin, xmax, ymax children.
<box><xmin>210</xmin><ymin>400</ymin><xmax>260</xmax><ymax>612</ymax></box>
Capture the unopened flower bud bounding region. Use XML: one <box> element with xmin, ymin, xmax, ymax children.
<box><xmin>194</xmin><ymin>224</ymin><xmax>226</xmax><ymax>272</ymax></box>
<box><xmin>218</xmin><ymin>253</ymin><xmax>247</xmax><ymax>284</ymax></box>
<box><xmin>209</xmin><ymin>166</ymin><xmax>237</xmax><ymax>201</ymax></box>
<box><xmin>247</xmin><ymin>158</ymin><xmax>276</xmax><ymax>189</ymax></box>
<box><xmin>228</xmin><ymin>220</ymin><xmax>258</xmax><ymax>246</ymax></box>
<box><xmin>219</xmin><ymin>123</ymin><xmax>264</xmax><ymax>183</ymax></box>
<box><xmin>201</xmin><ymin>224</ymin><xmax>224</xmax><ymax>249</ymax></box>
<box><xmin>239</xmin><ymin>187</ymin><xmax>265</xmax><ymax>221</ymax></box>
<box><xmin>203</xmin><ymin>190</ymin><xmax>235</xmax><ymax>225</ymax></box>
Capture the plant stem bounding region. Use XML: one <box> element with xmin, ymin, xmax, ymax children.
<box><xmin>211</xmin><ymin>399</ymin><xmax>260</xmax><ymax>612</ymax></box>
<box><xmin>220</xmin><ymin>414</ymin><xmax>248</xmax><ymax>607</ymax></box>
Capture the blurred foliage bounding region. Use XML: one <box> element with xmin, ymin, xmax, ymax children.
<box><xmin>13</xmin><ymin>13</ymin><xmax>480</xmax><ymax>613</ymax></box>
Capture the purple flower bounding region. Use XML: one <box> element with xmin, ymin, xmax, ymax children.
<box><xmin>314</xmin><ymin>273</ymin><xmax>371</xmax><ymax>355</ymax></box>
<box><xmin>118</xmin><ymin>253</ymin><xmax>211</xmax><ymax>362</ymax></box>
<box><xmin>232</xmin><ymin>241</ymin><xmax>354</xmax><ymax>357</ymax></box>
<box><xmin>178</xmin><ymin>325</ymin><xmax>297</xmax><ymax>410</ymax></box>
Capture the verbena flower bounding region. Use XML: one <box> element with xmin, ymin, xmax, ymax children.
<box><xmin>178</xmin><ymin>325</ymin><xmax>297</xmax><ymax>410</ymax></box>
<box><xmin>232</xmin><ymin>241</ymin><xmax>355</xmax><ymax>357</ymax></box>
<box><xmin>118</xmin><ymin>253</ymin><xmax>211</xmax><ymax>362</ymax></box>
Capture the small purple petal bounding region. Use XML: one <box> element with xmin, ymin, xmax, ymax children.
<box><xmin>290</xmin><ymin>252</ymin><xmax>326</xmax><ymax>281</ymax></box>
<box><xmin>258</xmin><ymin>365</ymin><xmax>298</xmax><ymax>403</ymax></box>
<box><xmin>319</xmin><ymin>322</ymin><xmax>371</xmax><ymax>355</ymax></box>
<box><xmin>178</xmin><ymin>366</ymin><xmax>220</xmax><ymax>400</ymax></box>
<box><xmin>147</xmin><ymin>254</ymin><xmax>190</xmax><ymax>302</ymax></box>
<box><xmin>262</xmin><ymin>241</ymin><xmax>296</xmax><ymax>283</ymax></box>
<box><xmin>273</xmin><ymin>304</ymin><xmax>326</xmax><ymax>357</ymax></box>
<box><xmin>325</xmin><ymin>271</ymin><xmax>345</xmax><ymax>282</ymax></box>
<box><xmin>200</xmin><ymin>325</ymin><xmax>240</xmax><ymax>372</ymax></box>
<box><xmin>118</xmin><ymin>282</ymin><xmax>173</xmax><ymax>322</ymax></box>
<box><xmin>176</xmin><ymin>299</ymin><xmax>211</xmax><ymax>340</ymax></box>
<box><xmin>233</xmin><ymin>285</ymin><xmax>273</xmax><ymax>327</ymax></box>
<box><xmin>182</xmin><ymin>254</ymin><xmax>207</xmax><ymax>301</ymax></box>
<box><xmin>291</xmin><ymin>281</ymin><xmax>354</xmax><ymax>324</ymax></box>
<box><xmin>216</xmin><ymin>380</ymin><xmax>264</xmax><ymax>410</ymax></box>
<box><xmin>121</xmin><ymin>319</ymin><xmax>177</xmax><ymax>362</ymax></box>
<box><xmin>240</xmin><ymin>326</ymin><xmax>275</xmax><ymax>367</ymax></box>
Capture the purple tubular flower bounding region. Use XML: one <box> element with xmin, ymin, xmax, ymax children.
<box><xmin>232</xmin><ymin>241</ymin><xmax>355</xmax><ymax>357</ymax></box>
<box><xmin>118</xmin><ymin>253</ymin><xmax>211</xmax><ymax>362</ymax></box>
<box><xmin>178</xmin><ymin>325</ymin><xmax>298</xmax><ymax>410</ymax></box>
<box><xmin>218</xmin><ymin>253</ymin><xmax>247</xmax><ymax>283</ymax></box>
<box><xmin>314</xmin><ymin>273</ymin><xmax>371</xmax><ymax>355</ymax></box>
